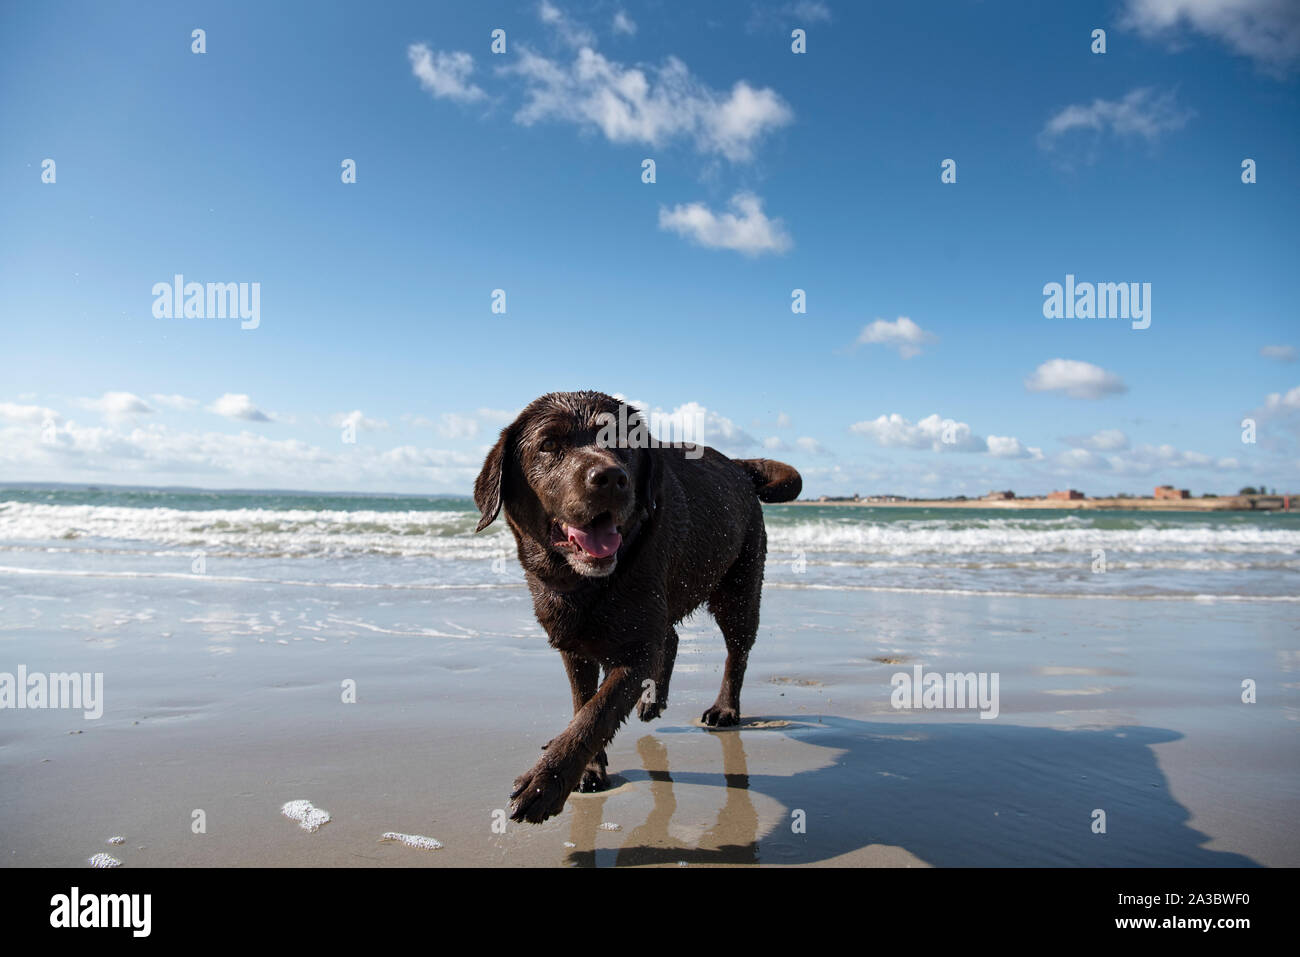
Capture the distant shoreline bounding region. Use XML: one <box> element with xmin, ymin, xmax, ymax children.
<box><xmin>789</xmin><ymin>495</ymin><xmax>1293</xmax><ymax>512</ymax></box>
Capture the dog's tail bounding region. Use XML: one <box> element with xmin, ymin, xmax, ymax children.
<box><xmin>735</xmin><ymin>458</ymin><xmax>803</xmax><ymax>503</ymax></box>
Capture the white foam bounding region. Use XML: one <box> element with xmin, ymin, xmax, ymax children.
<box><xmin>281</xmin><ymin>799</ymin><xmax>330</xmax><ymax>832</ymax></box>
<box><xmin>765</xmin><ymin>581</ymin><xmax>1300</xmax><ymax>602</ymax></box>
<box><xmin>0</xmin><ymin>501</ymin><xmax>500</xmax><ymax>559</ymax></box>
<box><xmin>765</xmin><ymin>516</ymin><xmax>1300</xmax><ymax>556</ymax></box>
<box><xmin>381</xmin><ymin>831</ymin><xmax>443</xmax><ymax>850</ymax></box>
<box><xmin>88</xmin><ymin>853</ymin><xmax>121</xmax><ymax>868</ymax></box>
<box><xmin>0</xmin><ymin>564</ymin><xmax>520</xmax><ymax>592</ymax></box>
<box><xmin>6</xmin><ymin>500</ymin><xmax>1295</xmax><ymax>561</ymax></box>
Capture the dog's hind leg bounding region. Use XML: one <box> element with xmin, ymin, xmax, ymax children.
<box><xmin>702</xmin><ymin>524</ymin><xmax>765</xmax><ymax>728</ymax></box>
<box><xmin>637</xmin><ymin>625</ymin><xmax>677</xmax><ymax>721</ymax></box>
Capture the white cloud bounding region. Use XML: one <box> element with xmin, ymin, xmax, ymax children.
<box><xmin>376</xmin><ymin>444</ymin><xmax>482</xmax><ymax>472</ymax></box>
<box><xmin>476</xmin><ymin>407</ymin><xmax>518</xmax><ymax>425</ymax></box>
<box><xmin>748</xmin><ymin>1</ymin><xmax>834</xmax><ymax>32</ymax></box>
<box><xmin>612</xmin><ymin>10</ymin><xmax>637</xmax><ymax>36</ymax></box>
<box><xmin>986</xmin><ymin>435</ymin><xmax>1044</xmax><ymax>460</ymax></box>
<box><xmin>76</xmin><ymin>391</ymin><xmax>155</xmax><ymax>419</ymax></box>
<box><xmin>1025</xmin><ymin>359</ymin><xmax>1128</xmax><ymax>399</ymax></box>
<box><xmin>1057</xmin><ymin>447</ymin><xmax>1106</xmax><ymax>471</ymax></box>
<box><xmin>851</xmin><ymin>412</ymin><xmax>1039</xmax><ymax>459</ymax></box>
<box><xmin>776</xmin><ymin>412</ymin><xmax>792</xmax><ymax>428</ymax></box>
<box><xmin>758</xmin><ymin>434</ymin><xmax>823</xmax><ymax>455</ymax></box>
<box><xmin>435</xmin><ymin>413</ymin><xmax>480</xmax><ymax>439</ymax></box>
<box><xmin>408</xmin><ymin>44</ymin><xmax>487</xmax><ymax>103</ymax></box>
<box><xmin>1263</xmin><ymin>384</ymin><xmax>1300</xmax><ymax>412</ymax></box>
<box><xmin>1054</xmin><ymin>441</ymin><xmax>1242</xmax><ymax>475</ymax></box>
<box><xmin>402</xmin><ymin>408</ymin><xmax>515</xmax><ymax>438</ymax></box>
<box><xmin>507</xmin><ymin>47</ymin><xmax>792</xmax><ymax>161</ymax></box>
<box><xmin>658</xmin><ymin>192</ymin><xmax>792</xmax><ymax>256</ymax></box>
<box><xmin>654</xmin><ymin>401</ymin><xmax>758</xmax><ymax>452</ymax></box>
<box><xmin>1107</xmin><ymin>444</ymin><xmax>1243</xmax><ymax>475</ymax></box>
<box><xmin>849</xmin><ymin>413</ymin><xmax>985</xmax><ymax>453</ymax></box>
<box><xmin>330</xmin><ymin>410</ymin><xmax>390</xmax><ymax>432</ymax></box>
<box><xmin>1039</xmin><ymin>87</ymin><xmax>1192</xmax><ymax>149</ymax></box>
<box><xmin>0</xmin><ymin>419</ymin><xmax>481</xmax><ymax>491</ymax></box>
<box><xmin>1261</xmin><ymin>344</ymin><xmax>1296</xmax><ymax>361</ymax></box>
<box><xmin>1065</xmin><ymin>428</ymin><xmax>1130</xmax><ymax>451</ymax></box>
<box><xmin>538</xmin><ymin>2</ymin><xmax>597</xmax><ymax>49</ymax></box>
<box><xmin>0</xmin><ymin>402</ymin><xmax>60</xmax><ymax>425</ymax></box>
<box><xmin>854</xmin><ymin>316</ymin><xmax>937</xmax><ymax>358</ymax></box>
<box><xmin>795</xmin><ymin>436</ymin><xmax>825</xmax><ymax>455</ymax></box>
<box><xmin>613</xmin><ymin>397</ymin><xmax>759</xmax><ymax>454</ymax></box>
<box><xmin>1121</xmin><ymin>0</ymin><xmax>1300</xmax><ymax>77</ymax></box>
<box><xmin>208</xmin><ymin>393</ymin><xmax>272</xmax><ymax>422</ymax></box>
<box><xmin>787</xmin><ymin>1</ymin><xmax>833</xmax><ymax>23</ymax></box>
<box><xmin>149</xmin><ymin>393</ymin><xmax>200</xmax><ymax>411</ymax></box>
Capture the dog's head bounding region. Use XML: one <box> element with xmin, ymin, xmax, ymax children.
<box><xmin>474</xmin><ymin>391</ymin><xmax>660</xmax><ymax>579</ymax></box>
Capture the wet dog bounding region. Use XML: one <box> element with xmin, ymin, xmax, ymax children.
<box><xmin>474</xmin><ymin>390</ymin><xmax>801</xmax><ymax>823</ymax></box>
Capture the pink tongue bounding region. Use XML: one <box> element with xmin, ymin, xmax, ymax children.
<box><xmin>566</xmin><ymin>522</ymin><xmax>622</xmax><ymax>559</ymax></box>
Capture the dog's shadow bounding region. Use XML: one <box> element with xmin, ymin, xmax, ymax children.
<box><xmin>562</xmin><ymin>716</ymin><xmax>1260</xmax><ymax>867</ymax></box>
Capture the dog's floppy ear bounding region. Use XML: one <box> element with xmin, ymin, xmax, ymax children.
<box><xmin>474</xmin><ymin>424</ymin><xmax>516</xmax><ymax>532</ymax></box>
<box><xmin>637</xmin><ymin>445</ymin><xmax>662</xmax><ymax>519</ymax></box>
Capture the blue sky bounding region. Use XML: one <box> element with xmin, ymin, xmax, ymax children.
<box><xmin>1</xmin><ymin>0</ymin><xmax>1297</xmax><ymax>496</ymax></box>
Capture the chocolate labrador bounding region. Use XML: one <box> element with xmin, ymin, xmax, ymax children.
<box><xmin>473</xmin><ymin>390</ymin><xmax>801</xmax><ymax>823</ymax></box>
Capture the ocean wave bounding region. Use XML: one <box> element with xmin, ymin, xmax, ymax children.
<box><xmin>764</xmin><ymin>517</ymin><xmax>1300</xmax><ymax>555</ymax></box>
<box><xmin>2</xmin><ymin>501</ymin><xmax>1297</xmax><ymax>563</ymax></box>
<box><xmin>0</xmin><ymin>502</ymin><xmax>506</xmax><ymax>557</ymax></box>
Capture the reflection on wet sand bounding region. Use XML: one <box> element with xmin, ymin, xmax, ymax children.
<box><xmin>566</xmin><ymin>730</ymin><xmax>760</xmax><ymax>867</ymax></box>
<box><xmin>562</xmin><ymin>716</ymin><xmax>1262</xmax><ymax>868</ymax></box>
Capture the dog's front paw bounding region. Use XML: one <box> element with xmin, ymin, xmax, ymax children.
<box><xmin>510</xmin><ymin>756</ymin><xmax>581</xmax><ymax>823</ymax></box>
<box><xmin>578</xmin><ymin>750</ymin><xmax>610</xmax><ymax>793</ymax></box>
<box><xmin>637</xmin><ymin>694</ymin><xmax>666</xmax><ymax>722</ymax></box>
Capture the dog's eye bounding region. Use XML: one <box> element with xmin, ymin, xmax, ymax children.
<box><xmin>540</xmin><ymin>437</ymin><xmax>560</xmax><ymax>453</ymax></box>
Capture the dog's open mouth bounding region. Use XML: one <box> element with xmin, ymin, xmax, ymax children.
<box><xmin>551</xmin><ymin>512</ymin><xmax>622</xmax><ymax>561</ymax></box>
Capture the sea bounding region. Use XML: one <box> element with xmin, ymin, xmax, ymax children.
<box><xmin>1</xmin><ymin>486</ymin><xmax>1296</xmax><ymax>602</ymax></box>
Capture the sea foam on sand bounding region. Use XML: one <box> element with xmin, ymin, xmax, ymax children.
<box><xmin>381</xmin><ymin>832</ymin><xmax>443</xmax><ymax>850</ymax></box>
<box><xmin>281</xmin><ymin>799</ymin><xmax>330</xmax><ymax>832</ymax></box>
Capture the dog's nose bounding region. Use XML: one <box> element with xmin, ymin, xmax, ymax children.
<box><xmin>586</xmin><ymin>464</ymin><xmax>628</xmax><ymax>491</ymax></box>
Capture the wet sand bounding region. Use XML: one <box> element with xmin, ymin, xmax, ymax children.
<box><xmin>1</xmin><ymin>578</ymin><xmax>1296</xmax><ymax>867</ymax></box>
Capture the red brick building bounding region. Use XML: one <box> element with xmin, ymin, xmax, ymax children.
<box><xmin>1154</xmin><ymin>485</ymin><xmax>1189</xmax><ymax>500</ymax></box>
<box><xmin>1048</xmin><ymin>489</ymin><xmax>1084</xmax><ymax>500</ymax></box>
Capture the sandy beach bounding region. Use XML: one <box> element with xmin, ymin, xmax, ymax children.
<box><xmin>3</xmin><ymin>553</ymin><xmax>1296</xmax><ymax>867</ymax></box>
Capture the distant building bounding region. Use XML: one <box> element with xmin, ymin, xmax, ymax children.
<box><xmin>1154</xmin><ymin>485</ymin><xmax>1189</xmax><ymax>500</ymax></box>
<box><xmin>1048</xmin><ymin>489</ymin><xmax>1084</xmax><ymax>500</ymax></box>
<box><xmin>985</xmin><ymin>490</ymin><xmax>1015</xmax><ymax>500</ymax></box>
